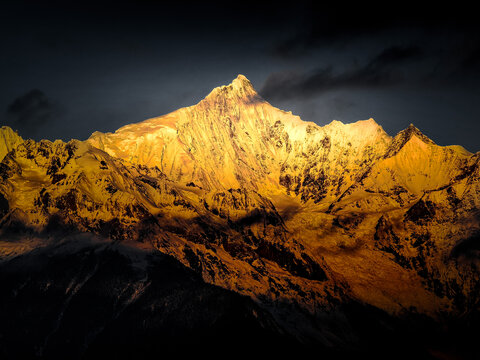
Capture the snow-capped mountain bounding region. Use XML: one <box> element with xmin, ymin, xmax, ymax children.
<box><xmin>0</xmin><ymin>75</ymin><xmax>479</xmax><ymax>359</ymax></box>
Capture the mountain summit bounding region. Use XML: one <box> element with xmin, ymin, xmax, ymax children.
<box><xmin>0</xmin><ymin>75</ymin><xmax>479</xmax><ymax>358</ymax></box>
<box><xmin>205</xmin><ymin>74</ymin><xmax>259</xmax><ymax>101</ymax></box>
<box><xmin>87</xmin><ymin>76</ymin><xmax>394</xmax><ymax>193</ymax></box>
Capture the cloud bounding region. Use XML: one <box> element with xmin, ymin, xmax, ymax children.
<box><xmin>271</xmin><ymin>3</ymin><xmax>479</xmax><ymax>58</ymax></box>
<box><xmin>261</xmin><ymin>46</ymin><xmax>423</xmax><ymax>101</ymax></box>
<box><xmin>370</xmin><ymin>46</ymin><xmax>422</xmax><ymax>67</ymax></box>
<box><xmin>6</xmin><ymin>89</ymin><xmax>58</xmax><ymax>136</ymax></box>
<box><xmin>331</xmin><ymin>97</ymin><xmax>357</xmax><ymax>112</ymax></box>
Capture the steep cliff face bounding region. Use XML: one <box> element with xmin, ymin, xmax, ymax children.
<box><xmin>1</xmin><ymin>75</ymin><xmax>479</xmax><ymax>358</ymax></box>
<box><xmin>87</xmin><ymin>75</ymin><xmax>392</xmax><ymax>199</ymax></box>
<box><xmin>0</xmin><ymin>126</ymin><xmax>23</xmax><ymax>161</ymax></box>
<box><xmin>87</xmin><ymin>75</ymin><xmax>291</xmax><ymax>191</ymax></box>
<box><xmin>278</xmin><ymin>118</ymin><xmax>391</xmax><ymax>205</ymax></box>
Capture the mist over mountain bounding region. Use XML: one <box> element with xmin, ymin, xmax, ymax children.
<box><xmin>0</xmin><ymin>76</ymin><xmax>479</xmax><ymax>359</ymax></box>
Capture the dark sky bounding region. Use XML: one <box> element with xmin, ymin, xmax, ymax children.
<box><xmin>1</xmin><ymin>1</ymin><xmax>479</xmax><ymax>151</ymax></box>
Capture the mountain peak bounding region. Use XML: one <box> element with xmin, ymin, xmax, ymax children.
<box><xmin>203</xmin><ymin>74</ymin><xmax>262</xmax><ymax>103</ymax></box>
<box><xmin>231</xmin><ymin>74</ymin><xmax>253</xmax><ymax>90</ymax></box>
<box><xmin>384</xmin><ymin>123</ymin><xmax>435</xmax><ymax>158</ymax></box>
<box><xmin>401</xmin><ymin>123</ymin><xmax>434</xmax><ymax>144</ymax></box>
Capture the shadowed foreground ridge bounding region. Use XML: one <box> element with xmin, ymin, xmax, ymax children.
<box><xmin>0</xmin><ymin>75</ymin><xmax>479</xmax><ymax>359</ymax></box>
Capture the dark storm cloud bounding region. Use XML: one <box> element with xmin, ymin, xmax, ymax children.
<box><xmin>272</xmin><ymin>2</ymin><xmax>479</xmax><ymax>58</ymax></box>
<box><xmin>331</xmin><ymin>97</ymin><xmax>357</xmax><ymax>112</ymax></box>
<box><xmin>261</xmin><ymin>46</ymin><xmax>423</xmax><ymax>101</ymax></box>
<box><xmin>6</xmin><ymin>90</ymin><xmax>58</xmax><ymax>136</ymax></box>
<box><xmin>371</xmin><ymin>46</ymin><xmax>423</xmax><ymax>68</ymax></box>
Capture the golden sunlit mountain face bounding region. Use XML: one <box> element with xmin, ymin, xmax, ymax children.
<box><xmin>1</xmin><ymin>75</ymin><xmax>479</xmax><ymax>359</ymax></box>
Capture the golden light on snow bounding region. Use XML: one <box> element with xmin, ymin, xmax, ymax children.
<box><xmin>0</xmin><ymin>75</ymin><xmax>478</xmax><ymax>325</ymax></box>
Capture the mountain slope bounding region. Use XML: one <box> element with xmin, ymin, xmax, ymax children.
<box><xmin>0</xmin><ymin>75</ymin><xmax>479</xmax><ymax>358</ymax></box>
<box><xmin>0</xmin><ymin>135</ymin><xmax>350</xmax><ymax>344</ymax></box>
<box><xmin>0</xmin><ymin>237</ymin><xmax>296</xmax><ymax>358</ymax></box>
<box><xmin>87</xmin><ymin>75</ymin><xmax>392</xmax><ymax>199</ymax></box>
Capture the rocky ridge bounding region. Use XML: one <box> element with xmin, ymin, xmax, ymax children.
<box><xmin>0</xmin><ymin>75</ymin><xmax>479</xmax><ymax>358</ymax></box>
